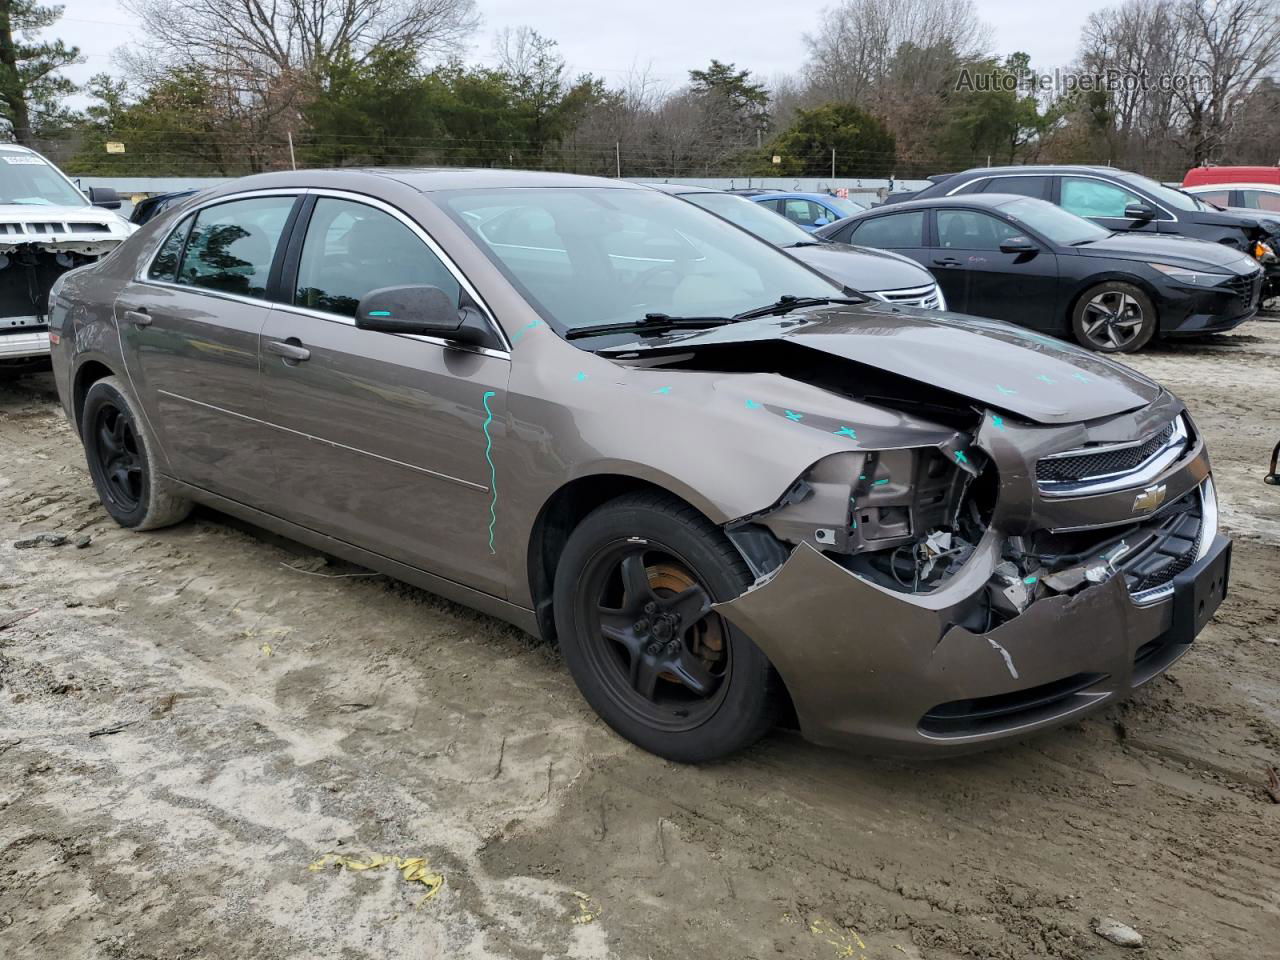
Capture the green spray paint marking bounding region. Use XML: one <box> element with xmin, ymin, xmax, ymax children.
<box><xmin>1036</xmin><ymin>374</ymin><xmax>1056</xmax><ymax>384</ymax></box>
<box><xmin>1072</xmin><ymin>371</ymin><xmax>1090</xmax><ymax>383</ymax></box>
<box><xmin>511</xmin><ymin>319</ymin><xmax>541</xmax><ymax>342</ymax></box>
<box><xmin>996</xmin><ymin>384</ymin><xmax>1017</xmax><ymax>395</ymax></box>
<box><xmin>575</xmin><ymin>371</ymin><xmax>588</xmax><ymax>382</ymax></box>
<box><xmin>954</xmin><ymin>450</ymin><xmax>970</xmax><ymax>465</ymax></box>
<box><xmin>992</xmin><ymin>415</ymin><xmax>1005</xmax><ymax>430</ymax></box>
<box><xmin>834</xmin><ymin>426</ymin><xmax>857</xmax><ymax>439</ymax></box>
<box><xmin>369</xmin><ymin>310</ymin><xmax>392</xmax><ymax>317</ymax></box>
<box><xmin>481</xmin><ymin>391</ymin><xmax>498</xmax><ymax>555</ymax></box>
<box><xmin>745</xmin><ymin>399</ymin><xmax>763</xmax><ymax>409</ymax></box>
<box><xmin>1023</xmin><ymin>575</ymin><xmax>1038</xmax><ymax>585</ymax></box>
<box><xmin>873</xmin><ymin>477</ymin><xmax>890</xmax><ymax>486</ymax></box>
<box><xmin>784</xmin><ymin>410</ymin><xmax>803</xmax><ymax>421</ymax></box>
<box><xmin>653</xmin><ymin>386</ymin><xmax>672</xmax><ymax>395</ymax></box>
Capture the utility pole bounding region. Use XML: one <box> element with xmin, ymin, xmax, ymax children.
<box><xmin>831</xmin><ymin>148</ymin><xmax>836</xmax><ymax>179</ymax></box>
<box><xmin>287</xmin><ymin>131</ymin><xmax>297</xmax><ymax>170</ymax></box>
<box><xmin>615</xmin><ymin>142</ymin><xmax>621</xmax><ymax>178</ymax></box>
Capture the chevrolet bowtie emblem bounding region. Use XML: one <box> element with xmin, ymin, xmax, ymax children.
<box><xmin>1133</xmin><ymin>484</ymin><xmax>1167</xmax><ymax>513</ymax></box>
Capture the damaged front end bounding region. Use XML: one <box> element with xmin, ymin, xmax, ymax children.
<box><xmin>717</xmin><ymin>393</ymin><xmax>1230</xmax><ymax>753</ymax></box>
<box><xmin>0</xmin><ymin>226</ymin><xmax>129</xmax><ymax>363</ymax></box>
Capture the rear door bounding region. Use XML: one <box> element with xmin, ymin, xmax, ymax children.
<box><xmin>930</xmin><ymin>208</ymin><xmax>1060</xmax><ymax>328</ymax></box>
<box><xmin>259</xmin><ymin>194</ymin><xmax>510</xmax><ymax>595</ymax></box>
<box><xmin>115</xmin><ymin>192</ymin><xmax>300</xmax><ymax>502</ymax></box>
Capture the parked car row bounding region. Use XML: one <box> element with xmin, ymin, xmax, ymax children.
<box><xmin>46</xmin><ymin>168</ymin><xmax>1230</xmax><ymax>762</ymax></box>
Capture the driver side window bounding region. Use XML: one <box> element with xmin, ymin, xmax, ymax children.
<box><xmin>294</xmin><ymin>198</ymin><xmax>461</xmax><ymax>318</ymax></box>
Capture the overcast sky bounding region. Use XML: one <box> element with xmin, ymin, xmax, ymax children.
<box><xmin>54</xmin><ymin>0</ymin><xmax>1120</xmax><ymax>100</ymax></box>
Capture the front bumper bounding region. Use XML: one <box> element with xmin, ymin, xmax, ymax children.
<box><xmin>1159</xmin><ymin>270</ymin><xmax>1263</xmax><ymax>336</ymax></box>
<box><xmin>716</xmin><ymin>512</ymin><xmax>1231</xmax><ymax>755</ymax></box>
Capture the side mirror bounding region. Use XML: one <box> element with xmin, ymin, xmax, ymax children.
<box><xmin>87</xmin><ymin>186</ymin><xmax>121</xmax><ymax>209</ymax></box>
<box><xmin>813</xmin><ymin>216</ymin><xmax>831</xmax><ymax>227</ymax></box>
<box><xmin>999</xmin><ymin>236</ymin><xmax>1039</xmax><ymax>254</ymax></box>
<box><xmin>1123</xmin><ymin>201</ymin><xmax>1156</xmax><ymax>221</ymax></box>
<box><xmin>357</xmin><ymin>285</ymin><xmax>465</xmax><ymax>338</ymax></box>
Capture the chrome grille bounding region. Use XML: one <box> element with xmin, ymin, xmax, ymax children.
<box><xmin>1037</xmin><ymin>416</ymin><xmax>1189</xmax><ymax>496</ymax></box>
<box><xmin>1037</xmin><ymin>423</ymin><xmax>1175</xmax><ymax>484</ymax></box>
<box><xmin>872</xmin><ymin>283</ymin><xmax>941</xmax><ymax>309</ymax></box>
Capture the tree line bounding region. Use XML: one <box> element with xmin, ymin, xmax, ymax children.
<box><xmin>0</xmin><ymin>0</ymin><xmax>1276</xmax><ymax>181</ymax></box>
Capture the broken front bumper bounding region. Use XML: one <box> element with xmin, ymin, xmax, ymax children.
<box><xmin>715</xmin><ymin>529</ymin><xmax>1231</xmax><ymax>754</ymax></box>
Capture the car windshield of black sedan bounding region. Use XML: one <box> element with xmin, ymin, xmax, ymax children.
<box><xmin>440</xmin><ymin>187</ymin><xmax>840</xmax><ymax>332</ymax></box>
<box><xmin>680</xmin><ymin>192</ymin><xmax>815</xmax><ymax>247</ymax></box>
<box><xmin>1000</xmin><ymin>197</ymin><xmax>1111</xmax><ymax>246</ymax></box>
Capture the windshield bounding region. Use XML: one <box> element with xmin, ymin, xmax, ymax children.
<box><xmin>825</xmin><ymin>195</ymin><xmax>867</xmax><ymax>217</ymax></box>
<box><xmin>679</xmin><ymin>191</ymin><xmax>815</xmax><ymax>246</ymax></box>
<box><xmin>1000</xmin><ymin>197</ymin><xmax>1111</xmax><ymax>245</ymax></box>
<box><xmin>1119</xmin><ymin>172</ymin><xmax>1199</xmax><ymax>212</ymax></box>
<box><xmin>0</xmin><ymin>154</ymin><xmax>87</xmax><ymax>206</ymax></box>
<box><xmin>440</xmin><ymin>187</ymin><xmax>841</xmax><ymax>333</ymax></box>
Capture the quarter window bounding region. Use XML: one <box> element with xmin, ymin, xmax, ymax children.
<box><xmin>149</xmin><ymin>214</ymin><xmax>193</xmax><ymax>281</ymax></box>
<box><xmin>936</xmin><ymin>210</ymin><xmax>1022</xmax><ymax>250</ymax></box>
<box><xmin>176</xmin><ymin>196</ymin><xmax>295</xmax><ymax>298</ymax></box>
<box><xmin>294</xmin><ymin>198</ymin><xmax>461</xmax><ymax>318</ymax></box>
<box><xmin>1060</xmin><ymin>177</ymin><xmax>1146</xmax><ymax>219</ymax></box>
<box><xmin>848</xmin><ymin>211</ymin><xmax>924</xmax><ymax>248</ymax></box>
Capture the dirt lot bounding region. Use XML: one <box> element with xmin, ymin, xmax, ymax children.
<box><xmin>2</xmin><ymin>322</ymin><xmax>1279</xmax><ymax>960</ymax></box>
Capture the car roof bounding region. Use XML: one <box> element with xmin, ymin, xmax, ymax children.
<box><xmin>0</xmin><ymin>144</ymin><xmax>36</xmax><ymax>155</ymax></box>
<box><xmin>197</xmin><ymin>167</ymin><xmax>648</xmax><ymax>195</ymax></box>
<box><xmin>848</xmin><ymin>193</ymin><xmax>1032</xmax><ymax>214</ymax></box>
<box><xmin>757</xmin><ymin>192</ymin><xmax>841</xmax><ymax>201</ymax></box>
<box><xmin>641</xmin><ymin>182</ymin><xmax>719</xmax><ymax>195</ymax></box>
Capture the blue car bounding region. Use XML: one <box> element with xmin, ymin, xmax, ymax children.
<box><xmin>751</xmin><ymin>192</ymin><xmax>868</xmax><ymax>231</ymax></box>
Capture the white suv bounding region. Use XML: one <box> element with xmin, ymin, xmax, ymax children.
<box><xmin>0</xmin><ymin>144</ymin><xmax>134</xmax><ymax>371</ymax></box>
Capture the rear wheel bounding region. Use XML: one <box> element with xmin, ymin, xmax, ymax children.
<box><xmin>553</xmin><ymin>492</ymin><xmax>777</xmax><ymax>762</ymax></box>
<box><xmin>1071</xmin><ymin>281</ymin><xmax>1157</xmax><ymax>353</ymax></box>
<box><xmin>81</xmin><ymin>376</ymin><xmax>192</xmax><ymax>530</ymax></box>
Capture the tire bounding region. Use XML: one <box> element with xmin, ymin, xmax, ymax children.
<box><xmin>80</xmin><ymin>375</ymin><xmax>192</xmax><ymax>530</ymax></box>
<box><xmin>1071</xmin><ymin>281</ymin><xmax>1157</xmax><ymax>353</ymax></box>
<box><xmin>553</xmin><ymin>491</ymin><xmax>778</xmax><ymax>762</ymax></box>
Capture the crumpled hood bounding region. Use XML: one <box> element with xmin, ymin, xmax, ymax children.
<box><xmin>601</xmin><ymin>302</ymin><xmax>1163</xmax><ymax>425</ymax></box>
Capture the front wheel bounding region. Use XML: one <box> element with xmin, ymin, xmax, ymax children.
<box><xmin>553</xmin><ymin>492</ymin><xmax>778</xmax><ymax>762</ymax></box>
<box><xmin>1071</xmin><ymin>281</ymin><xmax>1157</xmax><ymax>353</ymax></box>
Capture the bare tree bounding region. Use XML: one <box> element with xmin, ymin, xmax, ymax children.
<box><xmin>120</xmin><ymin>0</ymin><xmax>479</xmax><ymax>83</ymax></box>
<box><xmin>804</xmin><ymin>0</ymin><xmax>991</xmax><ymax>104</ymax></box>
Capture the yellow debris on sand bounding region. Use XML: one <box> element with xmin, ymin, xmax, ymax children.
<box><xmin>308</xmin><ymin>853</ymin><xmax>444</xmax><ymax>904</ymax></box>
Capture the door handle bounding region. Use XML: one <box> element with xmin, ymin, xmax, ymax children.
<box><xmin>266</xmin><ymin>338</ymin><xmax>310</xmax><ymax>362</ymax></box>
<box><xmin>932</xmin><ymin>257</ymin><xmax>961</xmax><ymax>267</ymax></box>
<box><xmin>123</xmin><ymin>309</ymin><xmax>151</xmax><ymax>327</ymax></box>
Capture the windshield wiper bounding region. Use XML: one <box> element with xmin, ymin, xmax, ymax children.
<box><xmin>566</xmin><ymin>312</ymin><xmax>737</xmax><ymax>341</ymax></box>
<box><xmin>733</xmin><ymin>294</ymin><xmax>863</xmax><ymax>319</ymax></box>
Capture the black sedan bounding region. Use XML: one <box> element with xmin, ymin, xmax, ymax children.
<box><xmin>817</xmin><ymin>194</ymin><xmax>1265</xmax><ymax>352</ymax></box>
<box><xmin>879</xmin><ymin>164</ymin><xmax>1278</xmax><ymax>297</ymax></box>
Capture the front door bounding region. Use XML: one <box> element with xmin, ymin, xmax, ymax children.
<box><xmin>116</xmin><ymin>193</ymin><xmax>299</xmax><ymax>502</ymax></box>
<box><xmin>259</xmin><ymin>195</ymin><xmax>510</xmax><ymax>596</ymax></box>
<box><xmin>930</xmin><ymin>208</ymin><xmax>1060</xmax><ymax>329</ymax></box>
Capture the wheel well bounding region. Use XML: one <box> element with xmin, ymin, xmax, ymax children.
<box><xmin>73</xmin><ymin>360</ymin><xmax>115</xmax><ymax>429</ymax></box>
<box><xmin>527</xmin><ymin>475</ymin><xmax>685</xmax><ymax>643</ymax></box>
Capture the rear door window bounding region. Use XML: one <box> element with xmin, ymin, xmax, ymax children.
<box><xmin>293</xmin><ymin>197</ymin><xmax>461</xmax><ymax>318</ymax></box>
<box><xmin>848</xmin><ymin>211</ymin><xmax>925</xmax><ymax>248</ymax></box>
<box><xmin>1241</xmin><ymin>189</ymin><xmax>1280</xmax><ymax>212</ymax></box>
<box><xmin>980</xmin><ymin>176</ymin><xmax>1049</xmax><ymax>200</ymax></box>
<box><xmin>176</xmin><ymin>196</ymin><xmax>295</xmax><ymax>298</ymax></box>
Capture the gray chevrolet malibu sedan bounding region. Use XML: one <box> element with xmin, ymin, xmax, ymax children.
<box><xmin>48</xmin><ymin>169</ymin><xmax>1230</xmax><ymax>762</ymax></box>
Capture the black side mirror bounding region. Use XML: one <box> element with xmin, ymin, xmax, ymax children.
<box><xmin>356</xmin><ymin>285</ymin><xmax>465</xmax><ymax>336</ymax></box>
<box><xmin>87</xmin><ymin>186</ymin><xmax>121</xmax><ymax>209</ymax></box>
<box><xmin>999</xmin><ymin>236</ymin><xmax>1039</xmax><ymax>254</ymax></box>
<box><xmin>1123</xmin><ymin>201</ymin><xmax>1156</xmax><ymax>221</ymax></box>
